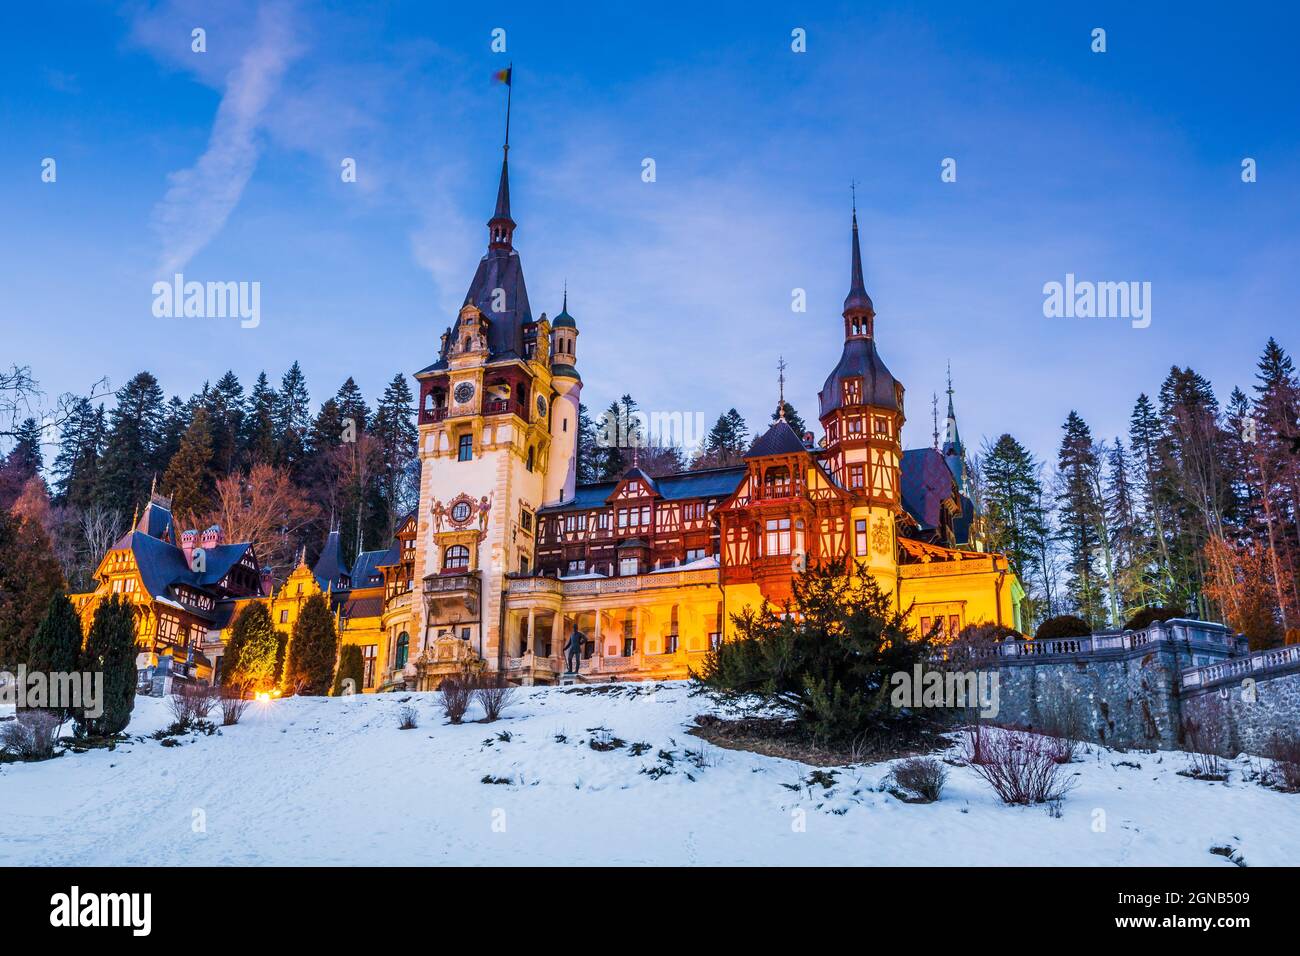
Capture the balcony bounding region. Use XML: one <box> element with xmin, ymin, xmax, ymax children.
<box><xmin>483</xmin><ymin>398</ymin><xmax>528</xmax><ymax>418</ymax></box>
<box><xmin>423</xmin><ymin>571</ymin><xmax>481</xmax><ymax>618</ymax></box>
<box><xmin>506</xmin><ymin>567</ymin><xmax>719</xmax><ymax>599</ymax></box>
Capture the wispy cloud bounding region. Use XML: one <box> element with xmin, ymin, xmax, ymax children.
<box><xmin>147</xmin><ymin>2</ymin><xmax>302</xmax><ymax>275</ymax></box>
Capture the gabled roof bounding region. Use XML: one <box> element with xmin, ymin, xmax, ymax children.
<box><xmin>538</xmin><ymin>466</ymin><xmax>747</xmax><ymax>515</ymax></box>
<box><xmin>900</xmin><ymin>447</ymin><xmax>958</xmax><ymax>531</ymax></box>
<box><xmin>746</xmin><ymin>419</ymin><xmax>808</xmax><ymax>459</ymax></box>
<box><xmin>350</xmin><ymin>545</ymin><xmax>399</xmax><ymax>589</ymax></box>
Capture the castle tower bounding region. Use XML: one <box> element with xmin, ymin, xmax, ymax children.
<box><xmin>816</xmin><ymin>202</ymin><xmax>905</xmax><ymax>582</ymax></box>
<box><xmin>544</xmin><ymin>287</ymin><xmax>582</xmax><ymax>505</ymax></box>
<box><xmin>409</xmin><ymin>97</ymin><xmax>560</xmax><ymax>681</ymax></box>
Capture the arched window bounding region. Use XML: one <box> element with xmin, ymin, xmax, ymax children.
<box><xmin>395</xmin><ymin>631</ymin><xmax>409</xmax><ymax>668</ymax></box>
<box><xmin>444</xmin><ymin>545</ymin><xmax>470</xmax><ymax>572</ymax></box>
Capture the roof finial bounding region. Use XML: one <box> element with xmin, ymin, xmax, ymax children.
<box><xmin>777</xmin><ymin>356</ymin><xmax>788</xmax><ymax>420</ymax></box>
<box><xmin>946</xmin><ymin>361</ymin><xmax>955</xmax><ymax>416</ymax></box>
<box><xmin>563</xmin><ymin>279</ymin><xmax>567</xmax><ymax>314</ymax></box>
<box><xmin>932</xmin><ymin>392</ymin><xmax>940</xmax><ymax>450</ymax></box>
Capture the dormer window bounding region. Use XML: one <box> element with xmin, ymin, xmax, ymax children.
<box><xmin>842</xmin><ymin>377</ymin><xmax>862</xmax><ymax>406</ymax></box>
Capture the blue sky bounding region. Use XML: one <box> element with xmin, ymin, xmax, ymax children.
<box><xmin>2</xmin><ymin>0</ymin><xmax>1297</xmax><ymax>467</ymax></box>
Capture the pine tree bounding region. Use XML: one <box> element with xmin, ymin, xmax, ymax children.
<box><xmin>1055</xmin><ymin>411</ymin><xmax>1105</xmax><ymax>626</ymax></box>
<box><xmin>771</xmin><ymin>401</ymin><xmax>807</xmax><ymax>437</ymax></box>
<box><xmin>575</xmin><ymin>402</ymin><xmax>600</xmax><ymax>484</ymax></box>
<box><xmin>979</xmin><ymin>434</ymin><xmax>1050</xmax><ymax>621</ymax></box>
<box><xmin>1128</xmin><ymin>393</ymin><xmax>1176</xmax><ymax>603</ymax></box>
<box><xmin>276</xmin><ymin>362</ymin><xmax>312</xmax><ymax>476</ymax></box>
<box><xmin>283</xmin><ymin>592</ymin><xmax>338</xmax><ymax>695</ymax></box>
<box><xmin>27</xmin><ymin>592</ymin><xmax>83</xmax><ymax>722</ymax></box>
<box><xmin>332</xmin><ymin>644</ymin><xmax>365</xmax><ymax>695</ymax></box>
<box><xmin>76</xmin><ymin>594</ymin><xmax>138</xmax><ymax>738</ymax></box>
<box><xmin>334</xmin><ymin>377</ymin><xmax>370</xmax><ymax>433</ymax></box>
<box><xmin>373</xmin><ymin>373</ymin><xmax>418</xmax><ymax>534</ymax></box>
<box><xmin>221</xmin><ymin>601</ymin><xmax>280</xmax><ymax>692</ymax></box>
<box><xmin>0</xmin><ymin>416</ymin><xmax>44</xmax><ymax>510</ymax></box>
<box><xmin>0</xmin><ymin>507</ymin><xmax>66</xmax><ymax>666</ymax></box>
<box><xmin>593</xmin><ymin>395</ymin><xmax>644</xmax><ymax>479</ymax></box>
<box><xmin>695</xmin><ymin>408</ymin><xmax>750</xmax><ymax>469</ymax></box>
<box><xmin>1104</xmin><ymin>437</ymin><xmax>1141</xmax><ymax>612</ymax></box>
<box><xmin>163</xmin><ymin>406</ymin><xmax>216</xmax><ymax>520</ymax></box>
<box><xmin>51</xmin><ymin>398</ymin><xmax>104</xmax><ymax>508</ymax></box>
<box><xmin>243</xmin><ymin>371</ymin><xmax>280</xmax><ymax>465</ymax></box>
<box><xmin>207</xmin><ymin>370</ymin><xmax>245</xmax><ymax>474</ymax></box>
<box><xmin>97</xmin><ymin>372</ymin><xmax>166</xmax><ymax>517</ymax></box>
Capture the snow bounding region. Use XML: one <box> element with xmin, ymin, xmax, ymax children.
<box><xmin>2</xmin><ymin>683</ymin><xmax>1297</xmax><ymax>866</ymax></box>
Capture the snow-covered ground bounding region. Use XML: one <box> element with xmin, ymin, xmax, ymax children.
<box><xmin>2</xmin><ymin>681</ymin><xmax>1297</xmax><ymax>866</ymax></box>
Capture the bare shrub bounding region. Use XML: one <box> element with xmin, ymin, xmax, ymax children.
<box><xmin>1037</xmin><ymin>686</ymin><xmax>1087</xmax><ymax>764</ymax></box>
<box><xmin>168</xmin><ymin>682</ymin><xmax>217</xmax><ymax>728</ymax></box>
<box><xmin>440</xmin><ymin>673</ymin><xmax>474</xmax><ymax>724</ymax></box>
<box><xmin>966</xmin><ymin>719</ymin><xmax>991</xmax><ymax>765</ymax></box>
<box><xmin>474</xmin><ymin>672</ymin><xmax>518</xmax><ymax>723</ymax></box>
<box><xmin>398</xmin><ymin>704</ymin><xmax>419</xmax><ymax>730</ymax></box>
<box><xmin>1266</xmin><ymin>731</ymin><xmax>1300</xmax><ymax>792</ymax></box>
<box><xmin>219</xmin><ymin>686</ymin><xmax>251</xmax><ymax>727</ymax></box>
<box><xmin>887</xmin><ymin>756</ymin><xmax>947</xmax><ymax>802</ymax></box>
<box><xmin>1</xmin><ymin>711</ymin><xmax>63</xmax><ymax>760</ymax></box>
<box><xmin>1181</xmin><ymin>698</ymin><xmax>1227</xmax><ymax>779</ymax></box>
<box><xmin>963</xmin><ymin>727</ymin><xmax>1078</xmax><ymax>805</ymax></box>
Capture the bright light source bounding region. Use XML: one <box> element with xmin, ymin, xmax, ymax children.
<box><xmin>255</xmin><ymin>691</ymin><xmax>271</xmax><ymax>702</ymax></box>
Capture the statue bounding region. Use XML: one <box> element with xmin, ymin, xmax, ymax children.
<box><xmin>477</xmin><ymin>492</ymin><xmax>494</xmax><ymax>533</ymax></box>
<box><xmin>564</xmin><ymin>624</ymin><xmax>587</xmax><ymax>674</ymax></box>
<box><xmin>432</xmin><ymin>499</ymin><xmax>445</xmax><ymax>532</ymax></box>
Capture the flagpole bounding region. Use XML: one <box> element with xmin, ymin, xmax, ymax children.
<box><xmin>504</xmin><ymin>62</ymin><xmax>513</xmax><ymax>153</ymax></box>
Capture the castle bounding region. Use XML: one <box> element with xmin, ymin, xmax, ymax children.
<box><xmin>70</xmin><ymin>124</ymin><xmax>1027</xmax><ymax>693</ymax></box>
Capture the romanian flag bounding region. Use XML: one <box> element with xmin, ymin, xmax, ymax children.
<box><xmin>493</xmin><ymin>66</ymin><xmax>512</xmax><ymax>86</ymax></box>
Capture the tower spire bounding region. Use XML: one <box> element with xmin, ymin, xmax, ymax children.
<box><xmin>488</xmin><ymin>64</ymin><xmax>515</xmax><ymax>252</ymax></box>
<box><xmin>842</xmin><ymin>188</ymin><xmax>875</xmax><ymax>339</ymax></box>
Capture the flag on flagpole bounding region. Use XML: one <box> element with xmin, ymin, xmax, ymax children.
<box><xmin>493</xmin><ymin>67</ymin><xmax>512</xmax><ymax>86</ymax></box>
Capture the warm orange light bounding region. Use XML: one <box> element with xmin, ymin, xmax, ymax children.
<box><xmin>255</xmin><ymin>691</ymin><xmax>271</xmax><ymax>702</ymax></box>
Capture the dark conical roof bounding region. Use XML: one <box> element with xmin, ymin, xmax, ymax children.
<box><xmin>843</xmin><ymin>210</ymin><xmax>874</xmax><ymax>316</ymax></box>
<box><xmin>552</xmin><ymin>287</ymin><xmax>576</xmax><ymax>329</ymax></box>
<box><xmin>492</xmin><ymin>151</ymin><xmax>513</xmax><ymax>225</ymax></box>
<box><xmin>818</xmin><ymin>337</ymin><xmax>901</xmax><ymax>417</ymax></box>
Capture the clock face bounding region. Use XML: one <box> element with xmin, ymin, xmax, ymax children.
<box><xmin>451</xmin><ymin>501</ymin><xmax>473</xmax><ymax>523</ymax></box>
<box><xmin>453</xmin><ymin>382</ymin><xmax>475</xmax><ymax>404</ymax></box>
<box><xmin>536</xmin><ymin>394</ymin><xmax>548</xmax><ymax>418</ymax></box>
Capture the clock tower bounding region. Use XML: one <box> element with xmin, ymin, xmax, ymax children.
<box><xmin>409</xmin><ymin>123</ymin><xmax>567</xmax><ymax>684</ymax></box>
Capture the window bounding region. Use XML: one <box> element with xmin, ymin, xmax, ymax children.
<box><xmin>457</xmin><ymin>433</ymin><xmax>473</xmax><ymax>461</ymax></box>
<box><xmin>847</xmin><ymin>416</ymin><xmax>863</xmax><ymax>435</ymax></box>
<box><xmin>921</xmin><ymin>616</ymin><xmax>932</xmax><ymax>638</ymax></box>
<box><xmin>764</xmin><ymin>517</ymin><xmax>791</xmax><ymax>556</ymax></box>
<box><xmin>617</xmin><ymin>508</ymin><xmax>628</xmax><ymax>529</ymax></box>
<box><xmin>619</xmin><ymin>556</ymin><xmax>639</xmax><ymax>576</ymax></box>
<box><xmin>949</xmin><ymin>615</ymin><xmax>961</xmax><ymax>639</ymax></box>
<box><xmin>842</xmin><ymin>377</ymin><xmax>862</xmax><ymax>405</ymax></box>
<box><xmin>685</xmin><ymin>548</ymin><xmax>706</xmax><ymax>562</ymax></box>
<box><xmin>566</xmin><ymin>560</ymin><xmax>585</xmax><ymax>575</ymax></box>
<box><xmin>622</xmin><ymin>637</ymin><xmax>636</xmax><ymax>657</ymax></box>
<box><xmin>874</xmin><ymin>416</ymin><xmax>890</xmax><ymax>436</ymax></box>
<box><xmin>520</xmin><ymin>508</ymin><xmax>534</xmax><ymax>532</ymax></box>
<box><xmin>855</xmin><ymin>518</ymin><xmax>868</xmax><ymax>555</ymax></box>
<box><xmin>519</xmin><ymin>554</ymin><xmax>530</xmax><ymax>573</ymax></box>
<box><xmin>362</xmin><ymin>645</ymin><xmax>377</xmax><ymax>689</ymax></box>
<box><xmin>664</xmin><ymin>633</ymin><xmax>678</xmax><ymax>654</ymax></box>
<box><xmin>598</xmin><ymin>512</ymin><xmax>610</xmax><ymax>530</ymax></box>
<box><xmin>526</xmin><ymin>446</ymin><xmax>535</xmax><ymax>472</ymax></box>
<box><xmin>280</xmin><ymin>609</ymin><xmax>289</xmax><ymax>624</ymax></box>
<box><xmin>564</xmin><ymin>513</ymin><xmax>586</xmax><ymax>533</ymax></box>
<box><xmin>444</xmin><ymin>545</ymin><xmax>469</xmax><ymax>571</ymax></box>
<box><xmin>395</xmin><ymin>632</ymin><xmax>409</xmax><ymax>668</ymax></box>
<box><xmin>848</xmin><ymin>463</ymin><xmax>865</xmax><ymax>490</ymax></box>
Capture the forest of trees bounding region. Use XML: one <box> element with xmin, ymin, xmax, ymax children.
<box><xmin>975</xmin><ymin>338</ymin><xmax>1300</xmax><ymax>649</ymax></box>
<box><xmin>0</xmin><ymin>362</ymin><xmax>419</xmax><ymax>595</ymax></box>
<box><xmin>3</xmin><ymin>335</ymin><xmax>1297</xmax><ymax>652</ymax></box>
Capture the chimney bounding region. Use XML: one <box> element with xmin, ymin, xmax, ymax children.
<box><xmin>259</xmin><ymin>565</ymin><xmax>275</xmax><ymax>597</ymax></box>
<box><xmin>180</xmin><ymin>529</ymin><xmax>198</xmax><ymax>565</ymax></box>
